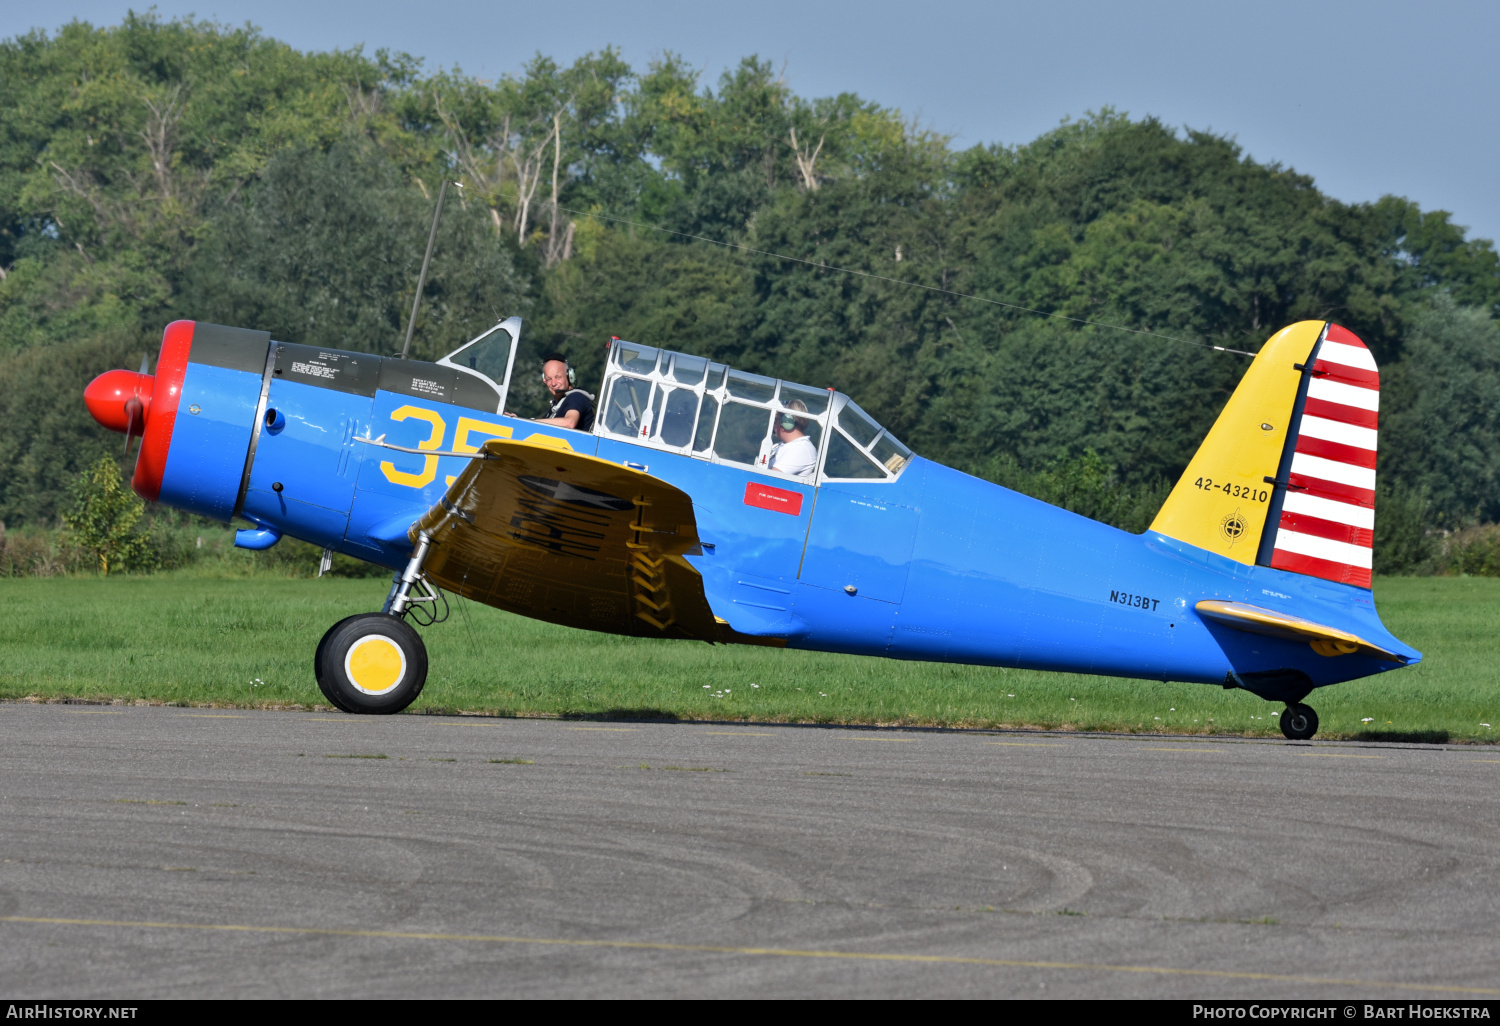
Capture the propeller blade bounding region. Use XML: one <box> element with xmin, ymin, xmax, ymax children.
<box><xmin>121</xmin><ymin>356</ymin><xmax>149</xmax><ymax>456</ymax></box>
<box><xmin>122</xmin><ymin>396</ymin><xmax>143</xmax><ymax>456</ymax></box>
<box><xmin>131</xmin><ymin>426</ymin><xmax>146</xmax><ymax>479</ymax></box>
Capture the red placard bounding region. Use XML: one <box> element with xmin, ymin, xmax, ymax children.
<box><xmin>743</xmin><ymin>481</ymin><xmax>804</xmax><ymax>516</ymax></box>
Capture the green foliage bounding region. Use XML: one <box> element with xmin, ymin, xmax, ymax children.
<box><xmin>179</xmin><ymin>140</ymin><xmax>527</xmax><ymax>360</ymax></box>
<box><xmin>5</xmin><ymin>514</ymin><xmax>393</xmax><ymax>578</ymax></box>
<box><xmin>976</xmin><ymin>450</ymin><xmax>1169</xmax><ymax>534</ymax></box>
<box><xmin>530</xmin><ymin>228</ymin><xmax>752</xmax><ymax>384</ymax></box>
<box><xmin>1436</xmin><ymin>524</ymin><xmax>1500</xmax><ymax>577</ymax></box>
<box><xmin>61</xmin><ymin>455</ymin><xmax>156</xmax><ymax>573</ymax></box>
<box><xmin>0</xmin><ymin>522</ymin><xmax>72</xmax><ymax>577</ymax></box>
<box><xmin>1</xmin><ymin>14</ymin><xmax>1498</xmax><ymax>558</ymax></box>
<box><xmin>0</xmin><ymin>13</ymin><xmax>416</xmax><ymax>349</ymax></box>
<box><xmin>1373</xmin><ymin>481</ymin><xmax>1438</xmax><ymax>575</ymax></box>
<box><xmin>0</xmin><ymin>330</ymin><xmax>140</xmax><ymax>525</ymax></box>
<box><xmin>1380</xmin><ymin>295</ymin><xmax>1500</xmax><ymax>525</ymax></box>
<box><xmin>1373</xmin><ymin>197</ymin><xmax>1500</xmax><ymax>317</ymax></box>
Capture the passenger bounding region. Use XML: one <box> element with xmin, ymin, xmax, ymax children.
<box><xmin>516</xmin><ymin>353</ymin><xmax>595</xmax><ymax>431</ymax></box>
<box><xmin>768</xmin><ymin>400</ymin><xmax>817</xmax><ymax>477</ymax></box>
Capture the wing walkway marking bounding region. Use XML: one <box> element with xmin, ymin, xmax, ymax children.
<box><xmin>2</xmin><ymin>916</ymin><xmax>1496</xmax><ymax>996</ymax></box>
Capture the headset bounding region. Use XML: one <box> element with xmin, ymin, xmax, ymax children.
<box><xmin>778</xmin><ymin>400</ymin><xmax>811</xmax><ymax>433</ymax></box>
<box><xmin>540</xmin><ymin>354</ymin><xmax>576</xmax><ymax>388</ymax></box>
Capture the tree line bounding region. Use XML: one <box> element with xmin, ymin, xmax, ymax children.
<box><xmin>2</xmin><ymin>13</ymin><xmax>1498</xmax><ymax>574</ymax></box>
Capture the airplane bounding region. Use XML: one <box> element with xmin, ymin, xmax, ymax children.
<box><xmin>82</xmin><ymin>316</ymin><xmax>1417</xmax><ymax>739</ymax></box>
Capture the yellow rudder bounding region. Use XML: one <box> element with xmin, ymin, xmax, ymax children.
<box><xmin>1148</xmin><ymin>321</ymin><xmax>1323</xmax><ymax>562</ymax></box>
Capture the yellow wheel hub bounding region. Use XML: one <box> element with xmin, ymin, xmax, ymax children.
<box><xmin>344</xmin><ymin>635</ymin><xmax>406</xmax><ymax>695</ymax></box>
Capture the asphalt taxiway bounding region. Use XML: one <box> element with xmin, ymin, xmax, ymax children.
<box><xmin>1</xmin><ymin>704</ymin><xmax>1497</xmax><ymax>998</ymax></box>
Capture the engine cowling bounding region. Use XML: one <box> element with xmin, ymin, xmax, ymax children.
<box><xmin>83</xmin><ymin>320</ymin><xmax>271</xmax><ymax>520</ymax></box>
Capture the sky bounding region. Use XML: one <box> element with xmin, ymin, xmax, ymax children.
<box><xmin>6</xmin><ymin>0</ymin><xmax>1497</xmax><ymax>243</ymax></box>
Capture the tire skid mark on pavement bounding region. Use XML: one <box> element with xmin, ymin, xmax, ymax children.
<box><xmin>1</xmin><ymin>915</ymin><xmax>1497</xmax><ymax>996</ymax></box>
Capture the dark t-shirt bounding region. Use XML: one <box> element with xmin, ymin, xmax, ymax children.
<box><xmin>549</xmin><ymin>389</ymin><xmax>595</xmax><ymax>432</ymax></box>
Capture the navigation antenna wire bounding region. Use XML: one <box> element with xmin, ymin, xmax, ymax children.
<box><xmin>558</xmin><ymin>205</ymin><xmax>1257</xmax><ymax>358</ymax></box>
<box><xmin>400</xmin><ymin>180</ymin><xmax>463</xmax><ymax>360</ymax></box>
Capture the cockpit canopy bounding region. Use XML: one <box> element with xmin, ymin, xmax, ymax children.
<box><xmin>597</xmin><ymin>339</ymin><xmax>913</xmax><ymax>482</ymax></box>
<box><xmin>435</xmin><ymin>319</ymin><xmax>519</xmax><ymax>412</ymax></box>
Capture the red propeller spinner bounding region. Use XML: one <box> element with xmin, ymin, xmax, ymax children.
<box><xmin>84</xmin><ymin>355</ymin><xmax>154</xmax><ymax>451</ymax></box>
<box><xmin>82</xmin><ymin>320</ymin><xmax>195</xmax><ymax>502</ymax></box>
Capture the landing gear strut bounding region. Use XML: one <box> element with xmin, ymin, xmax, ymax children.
<box><xmin>314</xmin><ymin>533</ymin><xmax>437</xmax><ymax>714</ymax></box>
<box><xmin>1279</xmin><ymin>703</ymin><xmax>1319</xmax><ymax>741</ymax></box>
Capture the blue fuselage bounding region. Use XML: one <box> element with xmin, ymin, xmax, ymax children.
<box><xmin>226</xmin><ymin>372</ymin><xmax>1415</xmax><ymax>696</ymax></box>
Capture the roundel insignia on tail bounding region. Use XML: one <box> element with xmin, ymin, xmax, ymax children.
<box><xmin>1219</xmin><ymin>509</ymin><xmax>1247</xmax><ymax>546</ymax></box>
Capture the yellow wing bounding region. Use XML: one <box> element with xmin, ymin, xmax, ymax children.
<box><xmin>1195</xmin><ymin>599</ymin><xmax>1407</xmax><ymax>663</ymax></box>
<box><xmin>409</xmin><ymin>437</ymin><xmax>753</xmax><ymax>643</ymax></box>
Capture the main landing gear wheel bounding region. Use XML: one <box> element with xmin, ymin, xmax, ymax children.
<box><xmin>314</xmin><ymin>613</ymin><xmax>428</xmax><ymax>714</ymax></box>
<box><xmin>1280</xmin><ymin>703</ymin><xmax>1319</xmax><ymax>741</ymax></box>
<box><xmin>316</xmin><ymin>531</ymin><xmax>441</xmax><ymax>715</ymax></box>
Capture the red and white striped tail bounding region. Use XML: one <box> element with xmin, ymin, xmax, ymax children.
<box><xmin>1267</xmin><ymin>324</ymin><xmax>1378</xmax><ymax>588</ymax></box>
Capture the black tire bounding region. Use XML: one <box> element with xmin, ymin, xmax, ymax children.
<box><xmin>1280</xmin><ymin>703</ymin><xmax>1319</xmax><ymax>741</ymax></box>
<box><xmin>313</xmin><ymin>613</ymin><xmax>428</xmax><ymax>715</ymax></box>
<box><xmin>313</xmin><ymin>615</ymin><xmax>365</xmax><ymax>713</ymax></box>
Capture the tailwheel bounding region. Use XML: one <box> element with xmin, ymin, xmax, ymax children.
<box><xmin>314</xmin><ymin>613</ymin><xmax>428</xmax><ymax>714</ymax></box>
<box><xmin>1279</xmin><ymin>703</ymin><xmax>1319</xmax><ymax>741</ymax></box>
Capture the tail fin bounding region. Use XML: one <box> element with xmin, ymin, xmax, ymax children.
<box><xmin>1150</xmin><ymin>321</ymin><xmax>1378</xmax><ymax>588</ymax></box>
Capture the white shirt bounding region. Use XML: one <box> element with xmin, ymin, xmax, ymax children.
<box><xmin>769</xmin><ymin>435</ymin><xmax>817</xmax><ymax>477</ymax></box>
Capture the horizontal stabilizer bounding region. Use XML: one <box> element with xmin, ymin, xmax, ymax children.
<box><xmin>1195</xmin><ymin>599</ymin><xmax>1408</xmax><ymax>664</ymax></box>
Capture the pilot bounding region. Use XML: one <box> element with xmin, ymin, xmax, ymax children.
<box><xmin>768</xmin><ymin>400</ymin><xmax>817</xmax><ymax>477</ymax></box>
<box><xmin>515</xmin><ymin>353</ymin><xmax>595</xmax><ymax>431</ymax></box>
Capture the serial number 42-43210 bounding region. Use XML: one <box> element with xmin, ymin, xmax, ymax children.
<box><xmin>1194</xmin><ymin>478</ymin><xmax>1269</xmax><ymax>503</ymax></box>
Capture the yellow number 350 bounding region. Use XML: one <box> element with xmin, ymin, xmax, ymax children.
<box><xmin>379</xmin><ymin>406</ymin><xmax>512</xmax><ymax>489</ymax></box>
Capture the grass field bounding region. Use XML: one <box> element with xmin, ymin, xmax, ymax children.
<box><xmin>0</xmin><ymin>574</ymin><xmax>1495</xmax><ymax>742</ymax></box>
